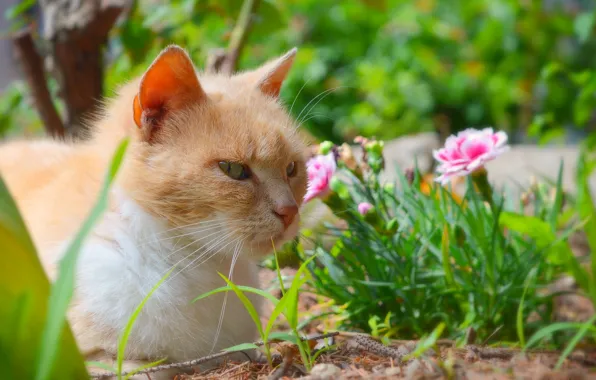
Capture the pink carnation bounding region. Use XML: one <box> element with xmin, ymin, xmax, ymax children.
<box><xmin>434</xmin><ymin>128</ymin><xmax>509</xmax><ymax>185</ymax></box>
<box><xmin>304</xmin><ymin>153</ymin><xmax>337</xmax><ymax>203</ymax></box>
<box><xmin>357</xmin><ymin>202</ymin><xmax>373</xmax><ymax>215</ymax></box>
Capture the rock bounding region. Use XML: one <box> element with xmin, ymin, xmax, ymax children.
<box><xmin>385</xmin><ymin>366</ymin><xmax>402</xmax><ymax>376</ymax></box>
<box><xmin>309</xmin><ymin>363</ymin><xmax>342</xmax><ymax>378</ymax></box>
<box><xmin>405</xmin><ymin>359</ymin><xmax>423</xmax><ymax>380</ymax></box>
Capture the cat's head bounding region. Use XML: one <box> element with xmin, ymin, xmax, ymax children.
<box><xmin>119</xmin><ymin>45</ymin><xmax>308</xmax><ymax>256</ymax></box>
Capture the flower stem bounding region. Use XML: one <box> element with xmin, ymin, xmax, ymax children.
<box><xmin>471</xmin><ymin>167</ymin><xmax>493</xmax><ymax>205</ymax></box>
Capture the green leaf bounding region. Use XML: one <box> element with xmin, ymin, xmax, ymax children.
<box><xmin>117</xmin><ymin>267</ymin><xmax>173</xmax><ymax>379</ymax></box>
<box><xmin>36</xmin><ymin>138</ymin><xmax>129</xmax><ymax>380</ymax></box>
<box><xmin>222</xmin><ymin>343</ymin><xmax>260</xmax><ymax>352</ymax></box>
<box><xmin>524</xmin><ymin>322</ymin><xmax>594</xmax><ymax>351</ymax></box>
<box><xmin>499</xmin><ymin>212</ymin><xmax>554</xmax><ymax>241</ymax></box>
<box><xmin>218</xmin><ymin>273</ymin><xmax>265</xmax><ymax>339</ymax></box>
<box><xmin>517</xmin><ymin>269</ymin><xmax>536</xmax><ymax>348</ymax></box>
<box><xmin>192</xmin><ymin>285</ymin><xmax>278</xmax><ymax>305</ymax></box>
<box><xmin>404</xmin><ymin>323</ymin><xmax>446</xmax><ymax>360</ymax></box>
<box><xmin>548</xmin><ymin>161</ymin><xmax>564</xmax><ymax>229</ymax></box>
<box><xmin>555</xmin><ymin>314</ymin><xmax>596</xmax><ymax>369</ymax></box>
<box><xmin>124</xmin><ymin>358</ymin><xmax>167</xmax><ymax>380</ymax></box>
<box><xmin>441</xmin><ymin>224</ymin><xmax>457</xmax><ymax>290</ymax></box>
<box><xmin>264</xmin><ymin>290</ymin><xmax>291</xmax><ymax>340</ymax></box>
<box><xmin>576</xmin><ymin>150</ymin><xmax>596</xmax><ymax>303</ymax></box>
<box><xmin>86</xmin><ymin>361</ymin><xmax>117</xmax><ymax>373</ymax></box>
<box><xmin>4</xmin><ymin>0</ymin><xmax>36</xmax><ymax>20</ymax></box>
<box><xmin>282</xmin><ymin>255</ymin><xmax>316</xmax><ymax>330</ymax></box>
<box><xmin>499</xmin><ymin>211</ymin><xmax>568</xmax><ymax>264</ymax></box>
<box><xmin>268</xmin><ymin>331</ymin><xmax>299</xmax><ymax>344</ymax></box>
<box><xmin>273</xmin><ymin>243</ymin><xmax>286</xmax><ymax>296</ymax></box>
<box><xmin>574</xmin><ymin>12</ymin><xmax>595</xmax><ymax>44</ymax></box>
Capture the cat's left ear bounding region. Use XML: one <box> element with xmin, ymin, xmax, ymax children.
<box><xmin>237</xmin><ymin>48</ymin><xmax>297</xmax><ymax>98</ymax></box>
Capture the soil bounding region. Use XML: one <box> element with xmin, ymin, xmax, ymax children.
<box><xmin>171</xmin><ymin>268</ymin><xmax>596</xmax><ymax>380</ymax></box>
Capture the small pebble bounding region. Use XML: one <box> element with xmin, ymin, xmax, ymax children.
<box><xmin>405</xmin><ymin>359</ymin><xmax>422</xmax><ymax>380</ymax></box>
<box><xmin>310</xmin><ymin>363</ymin><xmax>341</xmax><ymax>378</ymax></box>
<box><xmin>385</xmin><ymin>366</ymin><xmax>402</xmax><ymax>376</ymax></box>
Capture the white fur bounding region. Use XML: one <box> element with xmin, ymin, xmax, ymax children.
<box><xmin>70</xmin><ymin>188</ymin><xmax>262</xmax><ymax>363</ymax></box>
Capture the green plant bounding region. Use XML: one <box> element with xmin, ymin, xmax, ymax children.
<box><xmin>115</xmin><ymin>270</ymin><xmax>172</xmax><ymax>379</ymax></box>
<box><xmin>0</xmin><ymin>138</ymin><xmax>128</xmax><ymax>379</ymax></box>
<box><xmin>299</xmin><ymin>138</ymin><xmax>578</xmax><ymax>344</ymax></box>
<box><xmin>193</xmin><ymin>251</ymin><xmax>319</xmax><ymax>370</ymax></box>
<box><xmin>4</xmin><ymin>0</ymin><xmax>596</xmax><ymax>143</ymax></box>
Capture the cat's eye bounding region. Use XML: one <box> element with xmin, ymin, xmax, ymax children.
<box><xmin>286</xmin><ymin>161</ymin><xmax>297</xmax><ymax>177</ymax></box>
<box><xmin>219</xmin><ymin>161</ymin><xmax>251</xmax><ymax>180</ymax></box>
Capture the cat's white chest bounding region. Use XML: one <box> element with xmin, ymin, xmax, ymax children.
<box><xmin>71</xmin><ymin>193</ymin><xmax>261</xmax><ymax>362</ymax></box>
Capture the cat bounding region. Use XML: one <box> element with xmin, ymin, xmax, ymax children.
<box><xmin>0</xmin><ymin>45</ymin><xmax>308</xmax><ymax>378</ymax></box>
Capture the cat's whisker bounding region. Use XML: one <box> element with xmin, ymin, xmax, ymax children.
<box><xmin>185</xmin><ymin>233</ymin><xmax>245</xmax><ymax>274</ymax></box>
<box><xmin>140</xmin><ymin>220</ymin><xmax>229</xmax><ymax>247</ymax></box>
<box><xmin>143</xmin><ymin>218</ymin><xmax>229</xmax><ymax>239</ymax></box>
<box><xmin>165</xmin><ymin>235</ymin><xmax>240</xmax><ymax>286</ymax></box>
<box><xmin>295</xmin><ymin>85</ymin><xmax>348</xmax><ymax>126</ymax></box>
<box><xmin>161</xmin><ymin>228</ymin><xmax>237</xmax><ymax>274</ymax></box>
<box><xmin>160</xmin><ymin>226</ymin><xmax>231</xmax><ymax>262</ymax></box>
<box><xmin>164</xmin><ymin>229</ymin><xmax>239</xmax><ymax>284</ymax></box>
<box><xmin>289</xmin><ymin>77</ymin><xmax>312</xmax><ymax>115</ymax></box>
<box><xmin>209</xmin><ymin>236</ymin><xmax>246</xmax><ymax>354</ymax></box>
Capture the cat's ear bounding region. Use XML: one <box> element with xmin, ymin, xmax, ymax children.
<box><xmin>133</xmin><ymin>45</ymin><xmax>206</xmax><ymax>140</ymax></box>
<box><xmin>237</xmin><ymin>48</ymin><xmax>297</xmax><ymax>98</ymax></box>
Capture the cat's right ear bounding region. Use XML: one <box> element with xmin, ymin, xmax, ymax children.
<box><xmin>133</xmin><ymin>45</ymin><xmax>206</xmax><ymax>141</ymax></box>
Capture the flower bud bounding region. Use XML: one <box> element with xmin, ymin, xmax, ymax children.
<box><xmin>318</xmin><ymin>141</ymin><xmax>334</xmax><ymax>155</ymax></box>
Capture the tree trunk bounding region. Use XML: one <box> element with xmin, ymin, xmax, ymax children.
<box><xmin>39</xmin><ymin>0</ymin><xmax>130</xmax><ymax>137</ymax></box>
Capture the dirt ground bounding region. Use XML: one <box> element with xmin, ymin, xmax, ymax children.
<box><xmin>171</xmin><ymin>268</ymin><xmax>596</xmax><ymax>380</ymax></box>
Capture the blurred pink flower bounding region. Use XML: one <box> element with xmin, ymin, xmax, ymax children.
<box><xmin>357</xmin><ymin>202</ymin><xmax>373</xmax><ymax>215</ymax></box>
<box><xmin>304</xmin><ymin>153</ymin><xmax>337</xmax><ymax>202</ymax></box>
<box><xmin>433</xmin><ymin>128</ymin><xmax>509</xmax><ymax>185</ymax></box>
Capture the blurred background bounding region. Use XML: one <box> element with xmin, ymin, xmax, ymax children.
<box><xmin>0</xmin><ymin>0</ymin><xmax>595</xmax><ymax>148</ymax></box>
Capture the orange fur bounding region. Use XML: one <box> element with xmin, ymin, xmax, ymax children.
<box><xmin>0</xmin><ymin>45</ymin><xmax>307</xmax><ymax>378</ymax></box>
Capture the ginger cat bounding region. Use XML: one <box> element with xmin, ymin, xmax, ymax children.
<box><xmin>0</xmin><ymin>45</ymin><xmax>307</xmax><ymax>378</ymax></box>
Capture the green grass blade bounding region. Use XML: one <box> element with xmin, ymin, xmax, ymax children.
<box><xmin>36</xmin><ymin>138</ymin><xmax>129</xmax><ymax>380</ymax></box>
<box><xmin>517</xmin><ymin>269</ymin><xmax>536</xmax><ymax>348</ymax></box>
<box><xmin>264</xmin><ymin>291</ymin><xmax>291</xmax><ymax>340</ymax></box>
<box><xmin>441</xmin><ymin>224</ymin><xmax>456</xmax><ymax>290</ymax></box>
<box><xmin>548</xmin><ymin>160</ymin><xmax>564</xmax><ymax>228</ymax></box>
<box><xmin>117</xmin><ymin>268</ymin><xmax>173</xmax><ymax>379</ymax></box>
<box><xmin>86</xmin><ymin>361</ymin><xmax>117</xmax><ymax>372</ymax></box>
<box><xmin>283</xmin><ymin>256</ymin><xmax>316</xmax><ymax>329</ymax></box>
<box><xmin>124</xmin><ymin>358</ymin><xmax>167</xmax><ymax>380</ymax></box>
<box><xmin>272</xmin><ymin>240</ymin><xmax>286</xmax><ymax>296</ymax></box>
<box><xmin>218</xmin><ymin>273</ymin><xmax>264</xmax><ymax>339</ymax></box>
<box><xmin>222</xmin><ymin>343</ymin><xmax>260</xmax><ymax>352</ymax></box>
<box><xmin>192</xmin><ymin>285</ymin><xmax>278</xmax><ymax>305</ymax></box>
<box><xmin>524</xmin><ymin>322</ymin><xmax>588</xmax><ymax>351</ymax></box>
<box><xmin>403</xmin><ymin>322</ymin><xmax>446</xmax><ymax>360</ymax></box>
<box><xmin>555</xmin><ymin>314</ymin><xmax>596</xmax><ymax>369</ymax></box>
<box><xmin>576</xmin><ymin>150</ymin><xmax>596</xmax><ymax>303</ymax></box>
<box><xmin>268</xmin><ymin>331</ymin><xmax>299</xmax><ymax>344</ymax></box>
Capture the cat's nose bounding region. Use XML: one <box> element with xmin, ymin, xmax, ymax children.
<box><xmin>273</xmin><ymin>204</ymin><xmax>298</xmax><ymax>229</ymax></box>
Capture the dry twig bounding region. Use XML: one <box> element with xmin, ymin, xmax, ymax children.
<box><xmin>89</xmin><ymin>332</ymin><xmax>339</xmax><ymax>379</ymax></box>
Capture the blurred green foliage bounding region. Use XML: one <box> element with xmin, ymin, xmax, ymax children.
<box><xmin>1</xmin><ymin>0</ymin><xmax>596</xmax><ymax>144</ymax></box>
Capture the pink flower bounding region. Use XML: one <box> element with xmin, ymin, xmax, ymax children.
<box><xmin>433</xmin><ymin>128</ymin><xmax>509</xmax><ymax>185</ymax></box>
<box><xmin>304</xmin><ymin>153</ymin><xmax>337</xmax><ymax>202</ymax></box>
<box><xmin>357</xmin><ymin>202</ymin><xmax>373</xmax><ymax>215</ymax></box>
